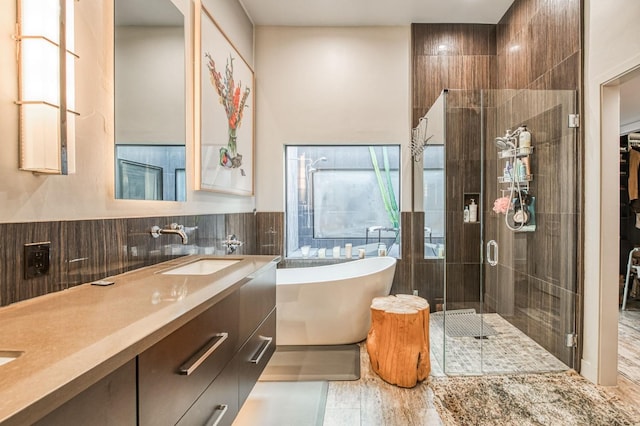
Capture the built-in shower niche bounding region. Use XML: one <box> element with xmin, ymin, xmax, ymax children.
<box><xmin>463</xmin><ymin>193</ymin><xmax>480</xmax><ymax>224</ymax></box>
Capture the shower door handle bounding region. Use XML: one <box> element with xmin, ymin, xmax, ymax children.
<box><xmin>487</xmin><ymin>240</ymin><xmax>498</xmax><ymax>266</ymax></box>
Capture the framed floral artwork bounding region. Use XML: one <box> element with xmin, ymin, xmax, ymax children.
<box><xmin>197</xmin><ymin>5</ymin><xmax>254</xmax><ymax>195</ymax></box>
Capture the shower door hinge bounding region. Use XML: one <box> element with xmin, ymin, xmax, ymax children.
<box><xmin>568</xmin><ymin>114</ymin><xmax>580</xmax><ymax>128</ymax></box>
<box><xmin>565</xmin><ymin>333</ymin><xmax>577</xmax><ymax>347</ymax></box>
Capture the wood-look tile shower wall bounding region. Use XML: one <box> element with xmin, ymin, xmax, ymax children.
<box><xmin>411</xmin><ymin>24</ymin><xmax>496</xmax><ymax>309</ymax></box>
<box><xmin>491</xmin><ymin>0</ymin><xmax>582</xmax><ymax>368</ymax></box>
<box><xmin>412</xmin><ymin>0</ymin><xmax>582</xmax><ymax>367</ymax></box>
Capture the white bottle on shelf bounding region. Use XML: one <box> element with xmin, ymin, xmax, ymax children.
<box><xmin>469</xmin><ymin>199</ymin><xmax>478</xmax><ymax>223</ymax></box>
<box><xmin>519</xmin><ymin>125</ymin><xmax>531</xmax><ymax>152</ymax></box>
<box><xmin>464</xmin><ymin>205</ymin><xmax>470</xmax><ymax>223</ymax></box>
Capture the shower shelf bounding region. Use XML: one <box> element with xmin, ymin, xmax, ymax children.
<box><xmin>498</xmin><ymin>175</ymin><xmax>533</xmax><ymax>184</ymax></box>
<box><xmin>498</xmin><ymin>146</ymin><xmax>534</xmax><ymax>159</ymax></box>
<box><xmin>499</xmin><ymin>175</ymin><xmax>532</xmax><ymax>196</ymax></box>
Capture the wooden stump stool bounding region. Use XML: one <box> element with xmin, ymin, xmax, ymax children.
<box><xmin>366</xmin><ymin>294</ymin><xmax>430</xmax><ymax>388</ymax></box>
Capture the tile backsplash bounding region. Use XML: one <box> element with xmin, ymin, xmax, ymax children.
<box><xmin>0</xmin><ymin>213</ymin><xmax>265</xmax><ymax>307</ymax></box>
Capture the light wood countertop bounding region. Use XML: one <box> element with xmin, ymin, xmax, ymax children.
<box><xmin>0</xmin><ymin>255</ymin><xmax>279</xmax><ymax>426</ymax></box>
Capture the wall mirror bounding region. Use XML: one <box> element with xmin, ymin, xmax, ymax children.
<box><xmin>114</xmin><ymin>0</ymin><xmax>187</xmax><ymax>201</ymax></box>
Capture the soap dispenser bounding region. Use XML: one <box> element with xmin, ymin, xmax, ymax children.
<box><xmin>469</xmin><ymin>199</ymin><xmax>478</xmax><ymax>223</ymax></box>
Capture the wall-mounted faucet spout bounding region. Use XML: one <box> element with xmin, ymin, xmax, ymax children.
<box><xmin>150</xmin><ymin>223</ymin><xmax>188</xmax><ymax>245</ymax></box>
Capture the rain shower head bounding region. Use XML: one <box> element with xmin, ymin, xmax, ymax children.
<box><xmin>494</xmin><ymin>136</ymin><xmax>516</xmax><ymax>151</ymax></box>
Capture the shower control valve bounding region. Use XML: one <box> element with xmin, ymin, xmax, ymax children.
<box><xmin>223</xmin><ymin>234</ymin><xmax>243</xmax><ymax>254</ymax></box>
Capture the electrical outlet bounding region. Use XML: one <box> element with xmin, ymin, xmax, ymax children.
<box><xmin>24</xmin><ymin>242</ymin><xmax>51</xmax><ymax>279</ymax></box>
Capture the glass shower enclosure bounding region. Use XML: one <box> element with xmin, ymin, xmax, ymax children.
<box><xmin>417</xmin><ymin>89</ymin><xmax>579</xmax><ymax>375</ymax></box>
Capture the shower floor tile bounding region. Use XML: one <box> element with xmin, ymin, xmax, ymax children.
<box><xmin>429</xmin><ymin>313</ymin><xmax>568</xmax><ymax>375</ymax></box>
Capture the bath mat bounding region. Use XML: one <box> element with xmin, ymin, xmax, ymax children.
<box><xmin>259</xmin><ymin>344</ymin><xmax>360</xmax><ymax>381</ymax></box>
<box><xmin>429</xmin><ymin>370</ymin><xmax>640</xmax><ymax>425</ymax></box>
<box><xmin>431</xmin><ymin>309</ymin><xmax>498</xmax><ymax>337</ymax></box>
<box><xmin>234</xmin><ymin>381</ymin><xmax>327</xmax><ymax>426</ymax></box>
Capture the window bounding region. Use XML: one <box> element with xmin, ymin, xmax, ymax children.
<box><xmin>423</xmin><ymin>145</ymin><xmax>445</xmax><ymax>258</ymax></box>
<box><xmin>285</xmin><ymin>145</ymin><xmax>401</xmax><ymax>258</ymax></box>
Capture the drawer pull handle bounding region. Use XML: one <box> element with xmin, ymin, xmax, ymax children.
<box><xmin>205</xmin><ymin>404</ymin><xmax>229</xmax><ymax>426</ymax></box>
<box><xmin>178</xmin><ymin>332</ymin><xmax>229</xmax><ymax>376</ymax></box>
<box><xmin>250</xmin><ymin>336</ymin><xmax>273</xmax><ymax>364</ymax></box>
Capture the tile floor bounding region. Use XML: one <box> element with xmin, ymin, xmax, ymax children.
<box><xmin>237</xmin><ymin>310</ymin><xmax>640</xmax><ymax>425</ymax></box>
<box><xmin>430</xmin><ymin>313</ymin><xmax>568</xmax><ymax>375</ymax></box>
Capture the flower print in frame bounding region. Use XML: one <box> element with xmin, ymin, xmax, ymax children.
<box><xmin>198</xmin><ymin>5</ymin><xmax>254</xmax><ymax>195</ymax></box>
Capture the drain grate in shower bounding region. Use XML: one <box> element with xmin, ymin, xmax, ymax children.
<box><xmin>431</xmin><ymin>309</ymin><xmax>498</xmax><ymax>338</ymax></box>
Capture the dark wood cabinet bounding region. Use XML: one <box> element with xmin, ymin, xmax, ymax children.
<box><xmin>238</xmin><ymin>265</ymin><xmax>277</xmax><ymax>348</ymax></box>
<box><xmin>34</xmin><ymin>360</ymin><xmax>137</xmax><ymax>426</ymax></box>
<box><xmin>139</xmin><ymin>261</ymin><xmax>277</xmax><ymax>426</ymax></box>
<box><xmin>176</xmin><ymin>357</ymin><xmax>239</xmax><ymax>426</ymax></box>
<box><xmin>27</xmin><ymin>260</ymin><xmax>277</xmax><ymax>426</ymax></box>
<box><xmin>238</xmin><ymin>308</ymin><xmax>276</xmax><ymax>406</ymax></box>
<box><xmin>138</xmin><ymin>291</ymin><xmax>240</xmax><ymax>426</ymax></box>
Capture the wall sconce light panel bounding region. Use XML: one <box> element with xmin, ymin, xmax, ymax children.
<box><xmin>16</xmin><ymin>0</ymin><xmax>77</xmax><ymax>174</ymax></box>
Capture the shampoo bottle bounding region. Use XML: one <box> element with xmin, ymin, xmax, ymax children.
<box><xmin>464</xmin><ymin>205</ymin><xmax>470</xmax><ymax>223</ymax></box>
<box><xmin>519</xmin><ymin>125</ymin><xmax>531</xmax><ymax>151</ymax></box>
<box><xmin>518</xmin><ymin>159</ymin><xmax>527</xmax><ymax>180</ymax></box>
<box><xmin>515</xmin><ymin>159</ymin><xmax>523</xmax><ymax>181</ymax></box>
<box><xmin>503</xmin><ymin>161</ymin><xmax>511</xmax><ymax>182</ymax></box>
<box><xmin>469</xmin><ymin>199</ymin><xmax>478</xmax><ymax>223</ymax></box>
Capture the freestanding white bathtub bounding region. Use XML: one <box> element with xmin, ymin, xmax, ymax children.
<box><xmin>276</xmin><ymin>256</ymin><xmax>397</xmax><ymax>345</ymax></box>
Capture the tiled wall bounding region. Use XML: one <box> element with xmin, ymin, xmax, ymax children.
<box><xmin>411</xmin><ymin>25</ymin><xmax>496</xmax><ymax>310</ymax></box>
<box><xmin>489</xmin><ymin>0</ymin><xmax>582</xmax><ymax>368</ymax></box>
<box><xmin>411</xmin><ymin>0</ymin><xmax>582</xmax><ymax>368</ymax></box>
<box><xmin>0</xmin><ymin>213</ymin><xmax>258</xmax><ymax>307</ymax></box>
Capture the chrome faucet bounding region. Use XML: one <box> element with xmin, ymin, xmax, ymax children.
<box><xmin>223</xmin><ymin>234</ymin><xmax>243</xmax><ymax>254</ymax></box>
<box><xmin>150</xmin><ymin>223</ymin><xmax>188</xmax><ymax>245</ymax></box>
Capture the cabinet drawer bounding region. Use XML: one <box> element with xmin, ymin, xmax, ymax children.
<box><xmin>138</xmin><ymin>291</ymin><xmax>239</xmax><ymax>426</ymax></box>
<box><xmin>176</xmin><ymin>357</ymin><xmax>238</xmax><ymax>426</ymax></box>
<box><xmin>238</xmin><ymin>263</ymin><xmax>276</xmax><ymax>347</ymax></box>
<box><xmin>34</xmin><ymin>360</ymin><xmax>137</xmax><ymax>426</ymax></box>
<box><xmin>238</xmin><ymin>308</ymin><xmax>277</xmax><ymax>406</ymax></box>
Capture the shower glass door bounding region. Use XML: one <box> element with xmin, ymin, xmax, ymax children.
<box><xmin>423</xmin><ymin>88</ymin><xmax>579</xmax><ymax>375</ymax></box>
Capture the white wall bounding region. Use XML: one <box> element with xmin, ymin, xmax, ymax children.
<box><xmin>0</xmin><ymin>0</ymin><xmax>254</xmax><ymax>223</ymax></box>
<box><xmin>254</xmin><ymin>26</ymin><xmax>412</xmax><ymax>212</ymax></box>
<box><xmin>583</xmin><ymin>0</ymin><xmax>640</xmax><ymax>385</ymax></box>
<box><xmin>115</xmin><ymin>27</ymin><xmax>185</xmax><ymax>144</ymax></box>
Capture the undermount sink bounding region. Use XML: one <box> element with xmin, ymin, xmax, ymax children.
<box><xmin>0</xmin><ymin>351</ymin><xmax>23</xmax><ymax>367</ymax></box>
<box><xmin>161</xmin><ymin>259</ymin><xmax>240</xmax><ymax>275</ymax></box>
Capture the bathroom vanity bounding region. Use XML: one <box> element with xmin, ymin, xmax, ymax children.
<box><xmin>0</xmin><ymin>255</ymin><xmax>278</xmax><ymax>426</ymax></box>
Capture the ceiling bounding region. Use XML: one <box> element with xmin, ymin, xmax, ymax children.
<box><xmin>238</xmin><ymin>0</ymin><xmax>515</xmax><ymax>26</ymax></box>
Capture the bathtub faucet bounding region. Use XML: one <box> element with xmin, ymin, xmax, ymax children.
<box><xmin>223</xmin><ymin>234</ymin><xmax>243</xmax><ymax>254</ymax></box>
<box><xmin>365</xmin><ymin>226</ymin><xmax>398</xmax><ymax>245</ymax></box>
<box><xmin>150</xmin><ymin>223</ymin><xmax>188</xmax><ymax>245</ymax></box>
